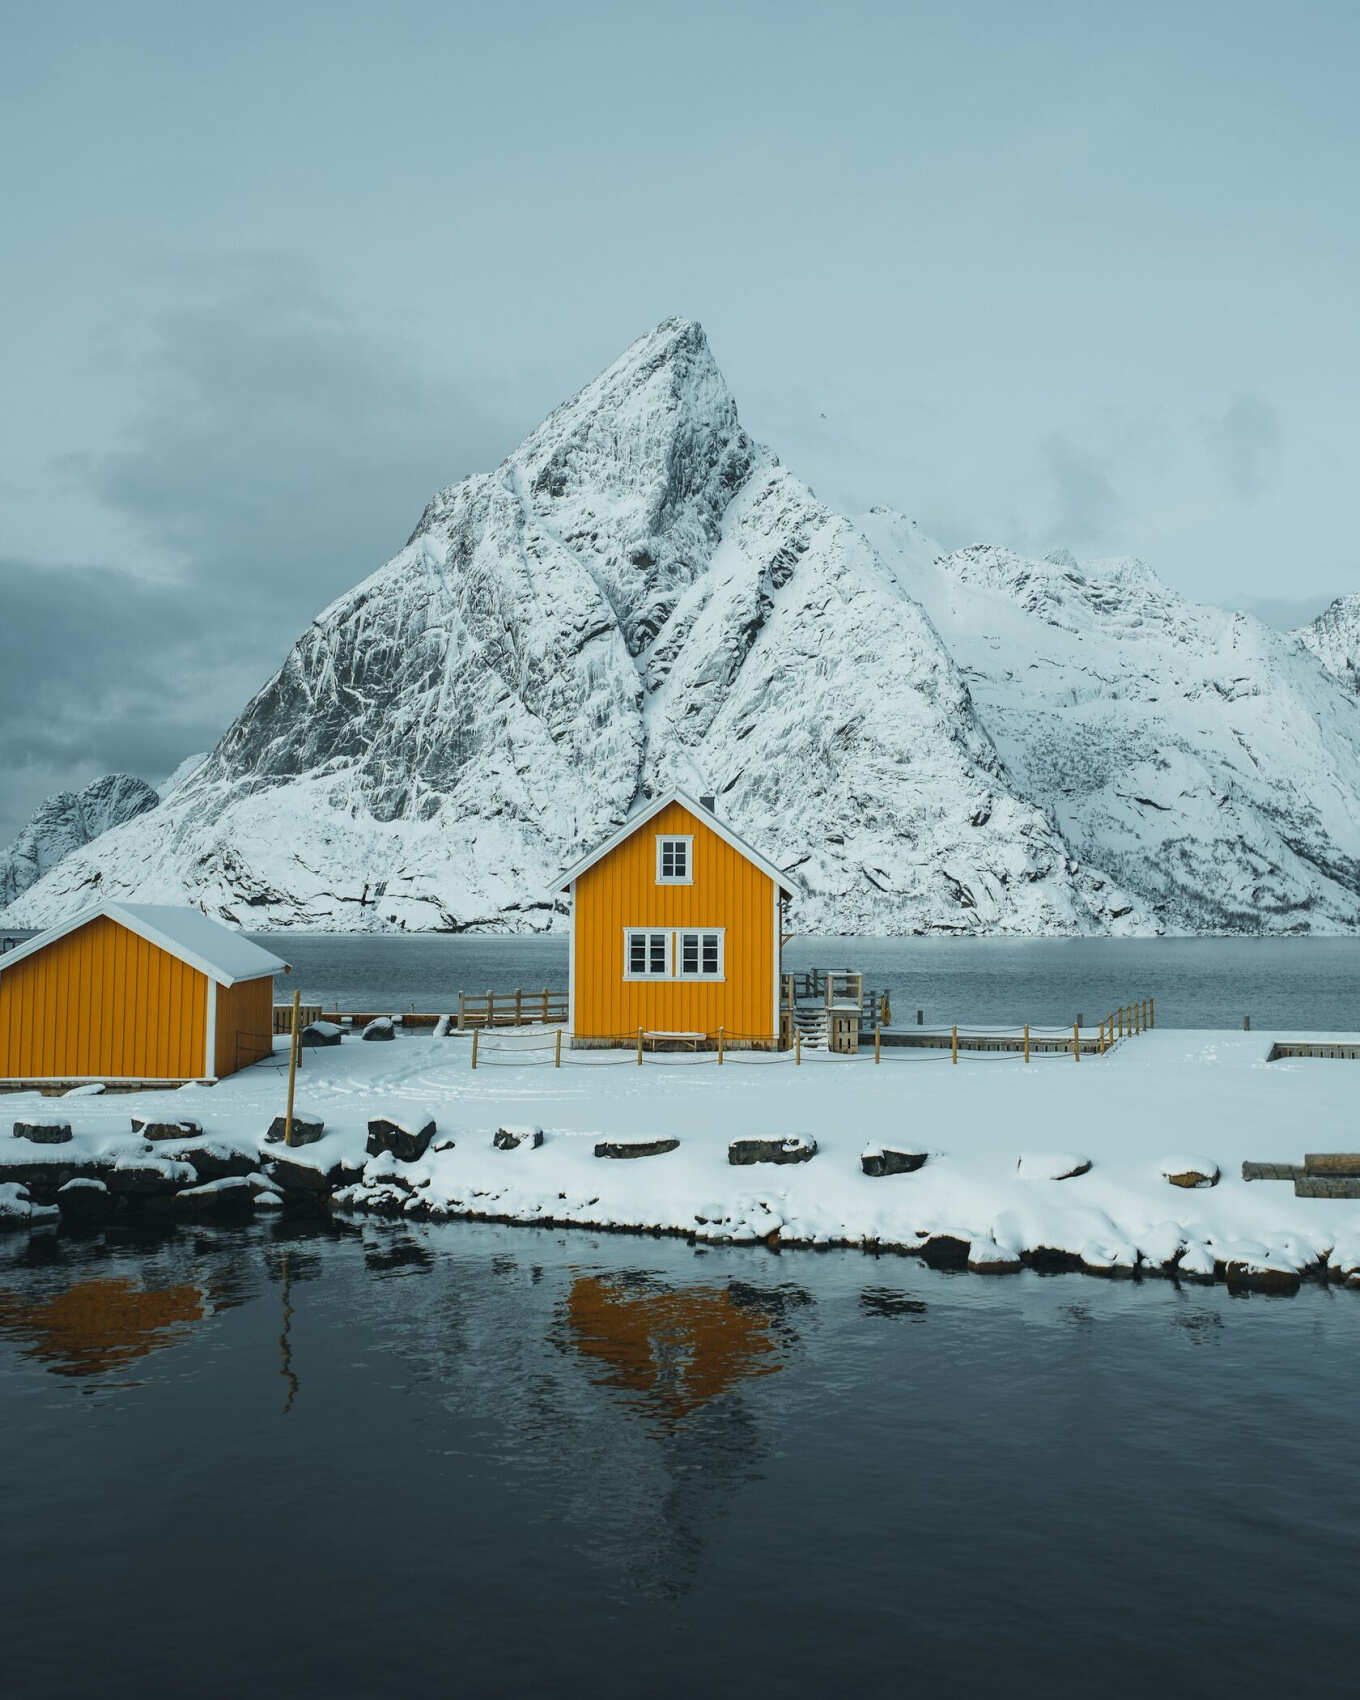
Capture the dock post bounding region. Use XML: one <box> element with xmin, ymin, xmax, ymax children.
<box><xmin>718</xmin><ymin>1027</ymin><xmax>725</xmax><ymax>1065</ymax></box>
<box><xmin>487</xmin><ymin>990</ymin><xmax>494</xmax><ymax>1029</ymax></box>
<box><xmin>1243</xmin><ymin>1014</ymin><xmax>1251</xmax><ymax>1031</ymax></box>
<box><xmin>471</xmin><ymin>1028</ymin><xmax>479</xmax><ymax>1070</ymax></box>
<box><xmin>637</xmin><ymin>1027</ymin><xmax>644</xmax><ymax>1066</ymax></box>
<box><xmin>951</xmin><ymin>1024</ymin><xmax>958</xmax><ymax>1066</ymax></box>
<box><xmin>457</xmin><ymin>990</ymin><xmax>466</xmax><ymax>1033</ymax></box>
<box><xmin>283</xmin><ymin>988</ymin><xmax>301</xmax><ymax>1146</ymax></box>
<box><xmin>542</xmin><ymin>987</ymin><xmax>550</xmax><ymax>1022</ymax></box>
<box><xmin>555</xmin><ymin>1029</ymin><xmax>562</xmax><ymax>1068</ymax></box>
<box><xmin>1150</xmin><ymin>996</ymin><xmax>1155</xmax><ymax>1028</ymax></box>
<box><xmin>1024</xmin><ymin>1022</ymin><xmax>1030</xmax><ymax>1063</ymax></box>
<box><xmin>1135</xmin><ymin>1000</ymin><xmax>1141</xmax><ymax>1035</ymax></box>
<box><xmin>1073</xmin><ymin>1021</ymin><xmax>1080</xmax><ymax>1062</ymax></box>
<box><xmin>917</xmin><ymin>1008</ymin><xmax>923</xmax><ymax>1027</ymax></box>
<box><xmin>874</xmin><ymin>1024</ymin><xmax>881</xmax><ymax>1064</ymax></box>
<box><xmin>1118</xmin><ymin>1006</ymin><xmax>1123</xmax><ymax>1038</ymax></box>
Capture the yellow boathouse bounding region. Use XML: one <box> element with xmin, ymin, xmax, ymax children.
<box><xmin>0</xmin><ymin>903</ymin><xmax>288</xmax><ymax>1085</ymax></box>
<box><xmin>559</xmin><ymin>791</ymin><xmax>795</xmax><ymax>1048</ymax></box>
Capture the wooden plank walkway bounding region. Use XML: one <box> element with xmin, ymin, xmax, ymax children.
<box><xmin>1266</xmin><ymin>1041</ymin><xmax>1360</xmax><ymax>1061</ymax></box>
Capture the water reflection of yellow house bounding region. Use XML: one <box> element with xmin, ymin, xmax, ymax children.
<box><xmin>0</xmin><ymin>1277</ymin><xmax>206</xmax><ymax>1377</ymax></box>
<box><xmin>564</xmin><ymin>1275</ymin><xmax>782</xmax><ymax>1421</ymax></box>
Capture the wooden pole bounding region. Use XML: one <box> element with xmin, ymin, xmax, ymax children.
<box><xmin>718</xmin><ymin>1026</ymin><xmax>725</xmax><ymax>1065</ymax></box>
<box><xmin>457</xmin><ymin>990</ymin><xmax>466</xmax><ymax>1032</ymax></box>
<box><xmin>471</xmin><ymin>1027</ymin><xmax>479</xmax><ymax>1069</ymax></box>
<box><xmin>795</xmin><ymin>1029</ymin><xmax>802</xmax><ymax>1065</ymax></box>
<box><xmin>1024</xmin><ymin>1021</ymin><xmax>1030</xmax><ymax>1063</ymax></box>
<box><xmin>555</xmin><ymin>1028</ymin><xmax>562</xmax><ymax>1068</ymax></box>
<box><xmin>487</xmin><ymin>990</ymin><xmax>494</xmax><ymax>1029</ymax></box>
<box><xmin>637</xmin><ymin>1026</ymin><xmax>644</xmax><ymax>1066</ymax></box>
<box><xmin>542</xmin><ymin>987</ymin><xmax>549</xmax><ymax>1022</ymax></box>
<box><xmin>1117</xmin><ymin>1005</ymin><xmax>1123</xmax><ymax>1038</ymax></box>
<box><xmin>515</xmin><ymin>988</ymin><xmax>523</xmax><ymax>1025</ymax></box>
<box><xmin>874</xmin><ymin>1024</ymin><xmax>881</xmax><ymax>1064</ymax></box>
<box><xmin>1150</xmin><ymin>996</ymin><xmax>1155</xmax><ymax>1028</ymax></box>
<box><xmin>951</xmin><ymin>1023</ymin><xmax>958</xmax><ymax>1066</ymax></box>
<box><xmin>283</xmin><ymin>988</ymin><xmax>301</xmax><ymax>1146</ymax></box>
<box><xmin>1072</xmin><ymin>1020</ymin><xmax>1080</xmax><ymax>1062</ymax></box>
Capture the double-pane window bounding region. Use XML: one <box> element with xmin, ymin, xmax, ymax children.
<box><xmin>625</xmin><ymin>930</ymin><xmax>671</xmax><ymax>977</ymax></box>
<box><xmin>656</xmin><ymin>836</ymin><xmax>693</xmax><ymax>884</ymax></box>
<box><xmin>623</xmin><ymin>927</ymin><xmax>724</xmax><ymax>980</ymax></box>
<box><xmin>676</xmin><ymin>930</ymin><xmax>723</xmax><ymax>979</ymax></box>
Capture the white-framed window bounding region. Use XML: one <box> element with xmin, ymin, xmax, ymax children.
<box><xmin>624</xmin><ymin>929</ymin><xmax>671</xmax><ymax>979</ymax></box>
<box><xmin>655</xmin><ymin>835</ymin><xmax>693</xmax><ymax>885</ymax></box>
<box><xmin>676</xmin><ymin>929</ymin><xmax>724</xmax><ymax>980</ymax></box>
<box><xmin>622</xmin><ymin>927</ymin><xmax>725</xmax><ymax>981</ymax></box>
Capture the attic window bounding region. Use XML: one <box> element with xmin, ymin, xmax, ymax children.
<box><xmin>656</xmin><ymin>835</ymin><xmax>693</xmax><ymax>885</ymax></box>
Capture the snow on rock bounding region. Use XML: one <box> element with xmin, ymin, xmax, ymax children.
<box><xmin>966</xmin><ymin>1237</ymin><xmax>1022</xmax><ymax>1274</ymax></box>
<box><xmin>863</xmin><ymin>514</ymin><xmax>1360</xmax><ymax>934</ymax></box>
<box><xmin>0</xmin><ymin>1181</ymin><xmax>59</xmax><ymax>1226</ymax></box>
<box><xmin>1016</xmin><ymin>1152</ymin><xmax>1092</xmax><ymax>1181</ymax></box>
<box><xmin>0</xmin><ymin>773</ymin><xmax>158</xmax><ymax>908</ymax></box>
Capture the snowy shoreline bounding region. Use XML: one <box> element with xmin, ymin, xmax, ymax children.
<box><xmin>5</xmin><ymin>1028</ymin><xmax>1360</xmax><ymax>1296</ymax></box>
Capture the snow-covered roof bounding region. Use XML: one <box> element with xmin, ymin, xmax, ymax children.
<box><xmin>558</xmin><ymin>790</ymin><xmax>797</xmax><ymax>896</ymax></box>
<box><xmin>0</xmin><ymin>902</ymin><xmax>289</xmax><ymax>986</ymax></box>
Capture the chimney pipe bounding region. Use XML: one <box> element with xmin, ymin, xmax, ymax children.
<box><xmin>699</xmin><ymin>793</ymin><xmax>716</xmax><ymax>813</ymax></box>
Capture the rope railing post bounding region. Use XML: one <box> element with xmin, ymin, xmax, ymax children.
<box><xmin>795</xmin><ymin>1030</ymin><xmax>801</xmax><ymax>1066</ymax></box>
<box><xmin>471</xmin><ymin>1028</ymin><xmax>479</xmax><ymax>1070</ymax></box>
<box><xmin>1073</xmin><ymin>1020</ymin><xmax>1080</xmax><ymax>1063</ymax></box>
<box><xmin>874</xmin><ymin>1024</ymin><xmax>881</xmax><ymax>1064</ymax></box>
<box><xmin>1024</xmin><ymin>1021</ymin><xmax>1030</xmax><ymax>1063</ymax></box>
<box><xmin>951</xmin><ymin>1023</ymin><xmax>958</xmax><ymax>1066</ymax></box>
<box><xmin>717</xmin><ymin>1027</ymin><xmax>725</xmax><ymax>1065</ymax></box>
<box><xmin>637</xmin><ymin>1027</ymin><xmax>644</xmax><ymax>1066</ymax></box>
<box><xmin>1150</xmin><ymin>995</ymin><xmax>1155</xmax><ymax>1028</ymax></box>
<box><xmin>555</xmin><ymin>1029</ymin><xmax>562</xmax><ymax>1068</ymax></box>
<box><xmin>457</xmin><ymin>990</ymin><xmax>466</xmax><ymax>1032</ymax></box>
<box><xmin>487</xmin><ymin>990</ymin><xmax>495</xmax><ymax>1029</ymax></box>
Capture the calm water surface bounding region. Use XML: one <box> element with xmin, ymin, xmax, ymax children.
<box><xmin>2</xmin><ymin>1219</ymin><xmax>1357</xmax><ymax>1699</ymax></box>
<box><xmin>262</xmin><ymin>933</ymin><xmax>1360</xmax><ymax>1029</ymax></box>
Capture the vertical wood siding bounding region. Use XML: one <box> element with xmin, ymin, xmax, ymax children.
<box><xmin>573</xmin><ymin>802</ymin><xmax>776</xmax><ymax>1040</ymax></box>
<box><xmin>214</xmin><ymin>976</ymin><xmax>275</xmax><ymax>1078</ymax></box>
<box><xmin>0</xmin><ymin>916</ymin><xmax>208</xmax><ymax>1080</ymax></box>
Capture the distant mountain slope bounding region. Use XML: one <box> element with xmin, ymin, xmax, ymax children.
<box><xmin>862</xmin><ymin>511</ymin><xmax>1360</xmax><ymax>932</ymax></box>
<box><xmin>1</xmin><ymin>319</ymin><xmax>1131</xmax><ymax>936</ymax></box>
<box><xmin>0</xmin><ymin>774</ymin><xmax>159</xmax><ymax>909</ymax></box>
<box><xmin>1298</xmin><ymin>595</ymin><xmax>1360</xmax><ymax>693</ymax></box>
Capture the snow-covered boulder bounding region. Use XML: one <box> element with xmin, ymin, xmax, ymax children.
<box><xmin>0</xmin><ymin>1181</ymin><xmax>59</xmax><ymax>1228</ymax></box>
<box><xmin>367</xmin><ymin>1115</ymin><xmax>437</xmax><ymax>1162</ymax></box>
<box><xmin>594</xmin><ymin>1137</ymin><xmax>679</xmax><ymax>1159</ymax></box>
<box><xmin>729</xmin><ymin>1136</ymin><xmax>817</xmax><ymax>1166</ymax></box>
<box><xmin>967</xmin><ymin>1237</ymin><xmax>1022</xmax><ymax>1274</ymax></box>
<box><xmin>13</xmin><ymin>1120</ymin><xmax>73</xmax><ymax>1145</ymax></box>
<box><xmin>362</xmin><ymin>1017</ymin><xmax>396</xmax><ymax>1042</ymax></box>
<box><xmin>860</xmin><ymin>1146</ymin><xmax>927</xmax><ymax>1177</ymax></box>
<box><xmin>131</xmin><ymin>1115</ymin><xmax>203</xmax><ymax>1142</ymax></box>
<box><xmin>301</xmin><ymin>1022</ymin><xmax>343</xmax><ymax>1048</ymax></box>
<box><xmin>493</xmin><ymin>1125</ymin><xmax>543</xmax><ymax>1151</ymax></box>
<box><xmin>265</xmin><ymin>1114</ymin><xmax>324</xmax><ymax>1146</ymax></box>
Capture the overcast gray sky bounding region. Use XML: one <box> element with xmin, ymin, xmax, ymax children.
<box><xmin>3</xmin><ymin>0</ymin><xmax>1358</xmax><ymax>841</ymax></box>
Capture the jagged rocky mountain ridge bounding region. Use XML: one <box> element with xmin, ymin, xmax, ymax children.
<box><xmin>6</xmin><ymin>317</ymin><xmax>1360</xmax><ymax>935</ymax></box>
<box><xmin>1299</xmin><ymin>595</ymin><xmax>1360</xmax><ymax>694</ymax></box>
<box><xmin>0</xmin><ymin>774</ymin><xmax>159</xmax><ymax>909</ymax></box>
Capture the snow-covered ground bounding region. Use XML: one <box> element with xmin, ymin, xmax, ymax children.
<box><xmin>5</xmin><ymin>1026</ymin><xmax>1360</xmax><ymax>1291</ymax></box>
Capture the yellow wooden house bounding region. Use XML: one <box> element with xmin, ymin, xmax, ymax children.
<box><xmin>559</xmin><ymin>791</ymin><xmax>795</xmax><ymax>1048</ymax></box>
<box><xmin>0</xmin><ymin>903</ymin><xmax>289</xmax><ymax>1085</ymax></box>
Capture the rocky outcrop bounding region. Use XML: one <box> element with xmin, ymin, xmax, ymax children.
<box><xmin>0</xmin><ymin>773</ymin><xmax>158</xmax><ymax>908</ymax></box>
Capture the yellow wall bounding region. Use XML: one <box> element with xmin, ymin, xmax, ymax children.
<box><xmin>0</xmin><ymin>915</ymin><xmax>208</xmax><ymax>1080</ymax></box>
<box><xmin>214</xmin><ymin>975</ymin><xmax>275</xmax><ymax>1078</ymax></box>
<box><xmin>572</xmin><ymin>800</ymin><xmax>777</xmax><ymax>1041</ymax></box>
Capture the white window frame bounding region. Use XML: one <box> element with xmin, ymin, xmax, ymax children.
<box><xmin>675</xmin><ymin>928</ymin><xmax>725</xmax><ymax>981</ymax></box>
<box><xmin>655</xmin><ymin>834</ymin><xmax>694</xmax><ymax>885</ymax></box>
<box><xmin>621</xmin><ymin>927</ymin><xmax>725</xmax><ymax>981</ymax></box>
<box><xmin>623</xmin><ymin>928</ymin><xmax>672</xmax><ymax>980</ymax></box>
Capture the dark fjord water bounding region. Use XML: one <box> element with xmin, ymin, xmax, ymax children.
<box><xmin>265</xmin><ymin>932</ymin><xmax>1360</xmax><ymax>1030</ymax></box>
<box><xmin>3</xmin><ymin>1219</ymin><xmax>1358</xmax><ymax>1699</ymax></box>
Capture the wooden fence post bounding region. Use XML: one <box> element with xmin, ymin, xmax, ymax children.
<box><xmin>542</xmin><ymin>987</ymin><xmax>549</xmax><ymax>1022</ymax></box>
<box><xmin>457</xmin><ymin>990</ymin><xmax>466</xmax><ymax>1033</ymax></box>
<box><xmin>795</xmin><ymin>1029</ymin><xmax>801</xmax><ymax>1065</ymax></box>
<box><xmin>555</xmin><ymin>1029</ymin><xmax>562</xmax><ymax>1068</ymax></box>
<box><xmin>1150</xmin><ymin>996</ymin><xmax>1155</xmax><ymax>1028</ymax></box>
<box><xmin>283</xmin><ymin>988</ymin><xmax>301</xmax><ymax>1146</ymax></box>
<box><xmin>951</xmin><ymin>1023</ymin><xmax>958</xmax><ymax>1066</ymax></box>
<box><xmin>515</xmin><ymin>988</ymin><xmax>522</xmax><ymax>1025</ymax></box>
<box><xmin>1072</xmin><ymin>1020</ymin><xmax>1080</xmax><ymax>1062</ymax></box>
<box><xmin>471</xmin><ymin>1028</ymin><xmax>479</xmax><ymax>1069</ymax></box>
<box><xmin>718</xmin><ymin>1027</ymin><xmax>725</xmax><ymax>1065</ymax></box>
<box><xmin>487</xmin><ymin>990</ymin><xmax>494</xmax><ymax>1029</ymax></box>
<box><xmin>637</xmin><ymin>1027</ymin><xmax>644</xmax><ymax>1066</ymax></box>
<box><xmin>874</xmin><ymin>1024</ymin><xmax>881</xmax><ymax>1064</ymax></box>
<box><xmin>1024</xmin><ymin>1021</ymin><xmax>1030</xmax><ymax>1063</ymax></box>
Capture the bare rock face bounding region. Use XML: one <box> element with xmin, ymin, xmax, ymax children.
<box><xmin>0</xmin><ymin>773</ymin><xmax>158</xmax><ymax>907</ymax></box>
<box><xmin>860</xmin><ymin>1146</ymin><xmax>927</xmax><ymax>1177</ymax></box>
<box><xmin>131</xmin><ymin>1116</ymin><xmax>203</xmax><ymax>1142</ymax></box>
<box><xmin>1160</xmin><ymin>1157</ymin><xmax>1220</xmax><ymax>1188</ymax></box>
<box><xmin>265</xmin><ymin>1115</ymin><xmax>324</xmax><ymax>1146</ymax></box>
<box><xmin>594</xmin><ymin>1137</ymin><xmax>679</xmax><ymax>1159</ymax></box>
<box><xmin>493</xmin><ymin>1125</ymin><xmax>543</xmax><ymax>1151</ymax></box>
<box><xmin>13</xmin><ymin>1121</ymin><xmax>73</xmax><ymax>1145</ymax></box>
